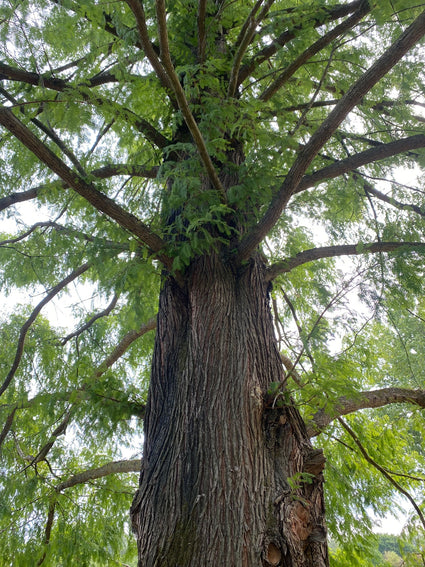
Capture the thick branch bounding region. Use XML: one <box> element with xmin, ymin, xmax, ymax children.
<box><xmin>155</xmin><ymin>0</ymin><xmax>227</xmax><ymax>203</ymax></box>
<box><xmin>228</xmin><ymin>0</ymin><xmax>275</xmax><ymax>97</ymax></box>
<box><xmin>125</xmin><ymin>0</ymin><xmax>173</xmax><ymax>93</ymax></box>
<box><xmin>0</xmin><ymin>263</ymin><xmax>90</xmax><ymax>397</ymax></box>
<box><xmin>238</xmin><ymin>1</ymin><xmax>365</xmax><ymax>85</ymax></box>
<box><xmin>0</xmin><ymin>66</ymin><xmax>170</xmax><ymax>148</ymax></box>
<box><xmin>90</xmin><ymin>163</ymin><xmax>159</xmax><ymax>179</ymax></box>
<box><xmin>55</xmin><ymin>459</ymin><xmax>141</xmax><ymax>492</ymax></box>
<box><xmin>0</xmin><ymin>62</ymin><xmax>70</xmax><ymax>91</ymax></box>
<box><xmin>237</xmin><ymin>8</ymin><xmax>425</xmax><ymax>261</ymax></box>
<box><xmin>259</xmin><ymin>2</ymin><xmax>370</xmax><ymax>101</ymax></box>
<box><xmin>0</xmin><ymin>164</ymin><xmax>158</xmax><ymax>214</ymax></box>
<box><xmin>267</xmin><ymin>241</ymin><xmax>425</xmax><ymax>280</ymax></box>
<box><xmin>296</xmin><ymin>134</ymin><xmax>425</xmax><ymax>193</ymax></box>
<box><xmin>0</xmin><ymin>186</ymin><xmax>42</xmax><ymax>213</ymax></box>
<box><xmin>308</xmin><ymin>387</ymin><xmax>425</xmax><ymax>437</ymax></box>
<box><xmin>0</xmin><ymin>107</ymin><xmax>171</xmax><ymax>267</ymax></box>
<box><xmin>197</xmin><ymin>0</ymin><xmax>207</xmax><ymax>64</ymax></box>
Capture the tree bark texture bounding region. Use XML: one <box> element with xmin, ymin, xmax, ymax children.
<box><xmin>131</xmin><ymin>254</ymin><xmax>329</xmax><ymax>566</ymax></box>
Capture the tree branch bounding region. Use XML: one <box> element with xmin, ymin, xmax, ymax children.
<box><xmin>0</xmin><ymin>66</ymin><xmax>171</xmax><ymax>148</ymax></box>
<box><xmin>197</xmin><ymin>0</ymin><xmax>207</xmax><ymax>64</ymax></box>
<box><xmin>364</xmin><ymin>181</ymin><xmax>425</xmax><ymax>218</ymax></box>
<box><xmin>236</xmin><ymin>8</ymin><xmax>425</xmax><ymax>261</ymax></box>
<box><xmin>227</xmin><ymin>0</ymin><xmax>275</xmax><ymax>97</ymax></box>
<box><xmin>55</xmin><ymin>459</ymin><xmax>141</xmax><ymax>492</ymax></box>
<box><xmin>60</xmin><ymin>295</ymin><xmax>119</xmax><ymax>346</ymax></box>
<box><xmin>90</xmin><ymin>163</ymin><xmax>159</xmax><ymax>180</ymax></box>
<box><xmin>296</xmin><ymin>134</ymin><xmax>425</xmax><ymax>193</ymax></box>
<box><xmin>238</xmin><ymin>0</ymin><xmax>365</xmax><ymax>85</ymax></box>
<box><xmin>154</xmin><ymin>0</ymin><xmax>227</xmax><ymax>203</ymax></box>
<box><xmin>338</xmin><ymin>417</ymin><xmax>425</xmax><ymax>530</ymax></box>
<box><xmin>0</xmin><ymin>263</ymin><xmax>90</xmax><ymax>398</ymax></box>
<box><xmin>0</xmin><ymin>407</ymin><xmax>17</xmax><ymax>450</ymax></box>
<box><xmin>267</xmin><ymin>241</ymin><xmax>425</xmax><ymax>280</ymax></box>
<box><xmin>308</xmin><ymin>387</ymin><xmax>425</xmax><ymax>437</ymax></box>
<box><xmin>36</xmin><ymin>499</ymin><xmax>56</xmax><ymax>567</ymax></box>
<box><xmin>0</xmin><ymin>62</ymin><xmax>69</xmax><ymax>91</ymax></box>
<box><xmin>0</xmin><ymin>186</ymin><xmax>42</xmax><ymax>213</ymax></box>
<box><xmin>259</xmin><ymin>2</ymin><xmax>370</xmax><ymax>102</ymax></box>
<box><xmin>0</xmin><ymin>107</ymin><xmax>172</xmax><ymax>268</ymax></box>
<box><xmin>93</xmin><ymin>316</ymin><xmax>157</xmax><ymax>379</ymax></box>
<box><xmin>31</xmin><ymin>411</ymin><xmax>72</xmax><ymax>465</ymax></box>
<box><xmin>125</xmin><ymin>0</ymin><xmax>174</xmax><ymax>93</ymax></box>
<box><xmin>0</xmin><ymin>164</ymin><xmax>158</xmax><ymax>214</ymax></box>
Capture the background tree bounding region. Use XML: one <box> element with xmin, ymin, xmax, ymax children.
<box><xmin>1</xmin><ymin>0</ymin><xmax>425</xmax><ymax>565</ymax></box>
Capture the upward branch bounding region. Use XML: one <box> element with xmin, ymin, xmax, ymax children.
<box><xmin>154</xmin><ymin>0</ymin><xmax>227</xmax><ymax>203</ymax></box>
<box><xmin>237</xmin><ymin>0</ymin><xmax>365</xmax><ymax>85</ymax></box>
<box><xmin>227</xmin><ymin>0</ymin><xmax>275</xmax><ymax>97</ymax></box>
<box><xmin>259</xmin><ymin>2</ymin><xmax>370</xmax><ymax>101</ymax></box>
<box><xmin>0</xmin><ymin>107</ymin><xmax>171</xmax><ymax>268</ymax></box>
<box><xmin>237</xmin><ymin>8</ymin><xmax>425</xmax><ymax>262</ymax></box>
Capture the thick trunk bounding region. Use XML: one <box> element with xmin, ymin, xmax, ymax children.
<box><xmin>131</xmin><ymin>254</ymin><xmax>329</xmax><ymax>566</ymax></box>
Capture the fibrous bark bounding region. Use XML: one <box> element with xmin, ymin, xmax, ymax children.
<box><xmin>131</xmin><ymin>254</ymin><xmax>328</xmax><ymax>566</ymax></box>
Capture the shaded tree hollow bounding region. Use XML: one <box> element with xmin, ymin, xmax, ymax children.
<box><xmin>131</xmin><ymin>254</ymin><xmax>328</xmax><ymax>566</ymax></box>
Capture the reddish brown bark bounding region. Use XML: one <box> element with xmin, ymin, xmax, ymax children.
<box><xmin>131</xmin><ymin>254</ymin><xmax>328</xmax><ymax>566</ymax></box>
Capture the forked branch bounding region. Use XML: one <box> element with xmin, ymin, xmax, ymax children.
<box><xmin>259</xmin><ymin>2</ymin><xmax>370</xmax><ymax>101</ymax></box>
<box><xmin>238</xmin><ymin>0</ymin><xmax>366</xmax><ymax>85</ymax></box>
<box><xmin>125</xmin><ymin>0</ymin><xmax>173</xmax><ymax>93</ymax></box>
<box><xmin>227</xmin><ymin>0</ymin><xmax>275</xmax><ymax>97</ymax></box>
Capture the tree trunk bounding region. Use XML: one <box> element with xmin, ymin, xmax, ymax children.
<box><xmin>131</xmin><ymin>253</ymin><xmax>329</xmax><ymax>566</ymax></box>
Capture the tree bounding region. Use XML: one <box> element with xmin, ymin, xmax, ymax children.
<box><xmin>1</xmin><ymin>0</ymin><xmax>425</xmax><ymax>565</ymax></box>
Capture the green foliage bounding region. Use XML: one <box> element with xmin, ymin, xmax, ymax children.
<box><xmin>1</xmin><ymin>0</ymin><xmax>425</xmax><ymax>564</ymax></box>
